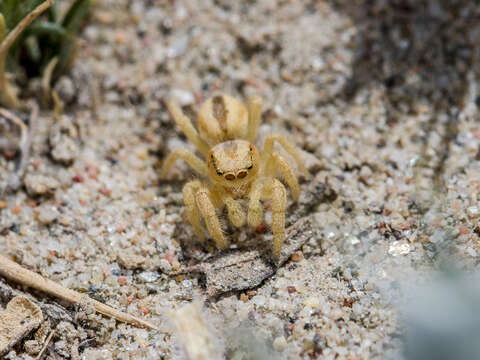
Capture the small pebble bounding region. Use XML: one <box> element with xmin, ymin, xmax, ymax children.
<box><xmin>291</xmin><ymin>251</ymin><xmax>304</xmax><ymax>262</ymax></box>
<box><xmin>138</xmin><ymin>271</ymin><xmax>160</xmax><ymax>283</ymax></box>
<box><xmin>36</xmin><ymin>205</ymin><xmax>59</xmax><ymax>225</ymax></box>
<box><xmin>467</xmin><ymin>206</ymin><xmax>479</xmax><ymax>218</ymax></box>
<box><xmin>24</xmin><ymin>174</ymin><xmax>59</xmax><ymax>196</ymax></box>
<box><xmin>11</xmin><ymin>205</ymin><xmax>21</xmax><ymax>214</ymax></box>
<box><xmin>273</xmin><ymin>336</ymin><xmax>288</xmax><ymax>352</ymax></box>
<box><xmin>388</xmin><ymin>242</ymin><xmax>411</xmax><ymax>256</ymax></box>
<box><xmin>303</xmin><ymin>297</ymin><xmax>321</xmax><ymax>308</ymax></box>
<box><xmin>170</xmin><ymin>89</ymin><xmax>194</xmax><ymax>106</ymax></box>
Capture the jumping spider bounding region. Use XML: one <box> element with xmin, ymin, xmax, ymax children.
<box><xmin>160</xmin><ymin>94</ymin><xmax>309</xmax><ymax>258</ymax></box>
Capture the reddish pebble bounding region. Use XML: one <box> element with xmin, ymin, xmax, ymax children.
<box><xmin>87</xmin><ymin>165</ymin><xmax>99</xmax><ymax>179</ymax></box>
<box><xmin>79</xmin><ymin>199</ymin><xmax>87</xmax><ymax>206</ymax></box>
<box><xmin>0</xmin><ymin>201</ymin><xmax>7</xmax><ymax>209</ymax></box>
<box><xmin>459</xmin><ymin>225</ymin><xmax>470</xmax><ymax>235</ymax></box>
<box><xmin>48</xmin><ymin>250</ymin><xmax>56</xmax><ymax>257</ymax></box>
<box><xmin>28</xmin><ymin>200</ymin><xmax>37</xmax><ymax>208</ymax></box>
<box><xmin>165</xmin><ymin>249</ymin><xmax>176</xmax><ymax>265</ymax></box>
<box><xmin>287</xmin><ymin>286</ymin><xmax>296</xmax><ymax>294</ymax></box>
<box><xmin>72</xmin><ymin>175</ymin><xmax>84</xmax><ymax>183</ymax></box>
<box><xmin>99</xmin><ymin>188</ymin><xmax>111</xmax><ymax>196</ymax></box>
<box><xmin>118</xmin><ymin>276</ymin><xmax>127</xmax><ymax>285</ymax></box>
<box><xmin>32</xmin><ymin>159</ymin><xmax>42</xmax><ymax>169</ymax></box>
<box><xmin>291</xmin><ymin>251</ymin><xmax>304</xmax><ymax>262</ymax></box>
<box><xmin>139</xmin><ymin>306</ymin><xmax>150</xmax><ymax>314</ymax></box>
<box><xmin>11</xmin><ymin>205</ymin><xmax>21</xmax><ymax>214</ymax></box>
<box><xmin>3</xmin><ymin>149</ymin><xmax>17</xmax><ymax>159</ymax></box>
<box><xmin>256</xmin><ymin>223</ymin><xmax>266</xmax><ymax>233</ymax></box>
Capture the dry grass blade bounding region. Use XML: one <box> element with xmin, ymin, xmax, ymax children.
<box><xmin>35</xmin><ymin>329</ymin><xmax>54</xmax><ymax>360</ymax></box>
<box><xmin>41</xmin><ymin>56</ymin><xmax>58</xmax><ymax>107</ymax></box>
<box><xmin>0</xmin><ymin>255</ymin><xmax>158</xmax><ymax>330</ymax></box>
<box><xmin>0</xmin><ymin>0</ymin><xmax>54</xmax><ymax>108</ymax></box>
<box><xmin>0</xmin><ymin>104</ymin><xmax>38</xmax><ymax>192</ymax></box>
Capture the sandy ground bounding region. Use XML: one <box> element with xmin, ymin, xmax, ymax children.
<box><xmin>1</xmin><ymin>0</ymin><xmax>480</xmax><ymax>359</ymax></box>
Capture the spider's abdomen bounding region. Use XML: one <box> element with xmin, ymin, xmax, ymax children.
<box><xmin>197</xmin><ymin>95</ymin><xmax>248</xmax><ymax>146</ymax></box>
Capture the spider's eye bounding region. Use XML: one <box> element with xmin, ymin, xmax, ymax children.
<box><xmin>247</xmin><ymin>165</ymin><xmax>253</xmax><ymax>170</ymax></box>
<box><xmin>216</xmin><ymin>171</ymin><xmax>223</xmax><ymax>176</ymax></box>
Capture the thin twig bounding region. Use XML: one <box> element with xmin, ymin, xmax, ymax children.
<box><xmin>0</xmin><ymin>105</ymin><xmax>37</xmax><ymax>192</ymax></box>
<box><xmin>0</xmin><ymin>255</ymin><xmax>158</xmax><ymax>330</ymax></box>
<box><xmin>0</xmin><ymin>0</ymin><xmax>54</xmax><ymax>108</ymax></box>
<box><xmin>35</xmin><ymin>329</ymin><xmax>54</xmax><ymax>360</ymax></box>
<box><xmin>17</xmin><ymin>103</ymin><xmax>39</xmax><ymax>182</ymax></box>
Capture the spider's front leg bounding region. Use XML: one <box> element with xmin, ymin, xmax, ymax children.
<box><xmin>263</xmin><ymin>179</ymin><xmax>287</xmax><ymax>259</ymax></box>
<box><xmin>195</xmin><ymin>186</ymin><xmax>229</xmax><ymax>250</ymax></box>
<box><xmin>160</xmin><ymin>148</ymin><xmax>207</xmax><ymax>178</ymax></box>
<box><xmin>263</xmin><ymin>134</ymin><xmax>309</xmax><ymax>177</ymax></box>
<box><xmin>264</xmin><ymin>152</ymin><xmax>300</xmax><ymax>201</ymax></box>
<box><xmin>182</xmin><ymin>180</ymin><xmax>205</xmax><ymax>241</ymax></box>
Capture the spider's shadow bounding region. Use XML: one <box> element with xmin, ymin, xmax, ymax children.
<box><xmin>333</xmin><ymin>0</ymin><xmax>479</xmax><ymax>187</ymax></box>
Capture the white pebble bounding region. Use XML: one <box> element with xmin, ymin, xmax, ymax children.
<box><xmin>273</xmin><ymin>336</ymin><xmax>287</xmax><ymax>352</ymax></box>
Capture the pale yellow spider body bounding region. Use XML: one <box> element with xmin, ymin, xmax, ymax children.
<box><xmin>160</xmin><ymin>94</ymin><xmax>308</xmax><ymax>258</ymax></box>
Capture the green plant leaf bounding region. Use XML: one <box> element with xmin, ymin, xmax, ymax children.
<box><xmin>0</xmin><ymin>13</ymin><xmax>6</xmax><ymax>43</ymax></box>
<box><xmin>46</xmin><ymin>0</ymin><xmax>58</xmax><ymax>23</ymax></box>
<box><xmin>62</xmin><ymin>0</ymin><xmax>91</xmax><ymax>33</ymax></box>
<box><xmin>0</xmin><ymin>0</ymin><xmax>45</xmax><ymax>30</ymax></box>
<box><xmin>24</xmin><ymin>34</ymin><xmax>41</xmax><ymax>62</ymax></box>
<box><xmin>55</xmin><ymin>0</ymin><xmax>90</xmax><ymax>77</ymax></box>
<box><xmin>28</xmin><ymin>22</ymin><xmax>68</xmax><ymax>38</ymax></box>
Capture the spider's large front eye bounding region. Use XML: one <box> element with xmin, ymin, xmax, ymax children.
<box><xmin>237</xmin><ymin>171</ymin><xmax>247</xmax><ymax>179</ymax></box>
<box><xmin>247</xmin><ymin>165</ymin><xmax>253</xmax><ymax>170</ymax></box>
<box><xmin>216</xmin><ymin>171</ymin><xmax>223</xmax><ymax>176</ymax></box>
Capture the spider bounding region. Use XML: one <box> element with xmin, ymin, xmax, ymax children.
<box><xmin>160</xmin><ymin>94</ymin><xmax>309</xmax><ymax>259</ymax></box>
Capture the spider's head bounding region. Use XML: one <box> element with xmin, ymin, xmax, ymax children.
<box><xmin>207</xmin><ymin>140</ymin><xmax>259</xmax><ymax>187</ymax></box>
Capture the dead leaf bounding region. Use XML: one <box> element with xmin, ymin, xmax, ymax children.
<box><xmin>172</xmin><ymin>216</ymin><xmax>318</xmax><ymax>296</ymax></box>
<box><xmin>0</xmin><ymin>296</ymin><xmax>43</xmax><ymax>355</ymax></box>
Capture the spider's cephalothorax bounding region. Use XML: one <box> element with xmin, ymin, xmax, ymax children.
<box><xmin>160</xmin><ymin>94</ymin><xmax>309</xmax><ymax>259</ymax></box>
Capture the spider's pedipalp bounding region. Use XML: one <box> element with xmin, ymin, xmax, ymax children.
<box><xmin>160</xmin><ymin>148</ymin><xmax>207</xmax><ymax>178</ymax></box>
<box><xmin>247</xmin><ymin>179</ymin><xmax>264</xmax><ymax>228</ymax></box>
<box><xmin>221</xmin><ymin>192</ymin><xmax>246</xmax><ymax>228</ymax></box>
